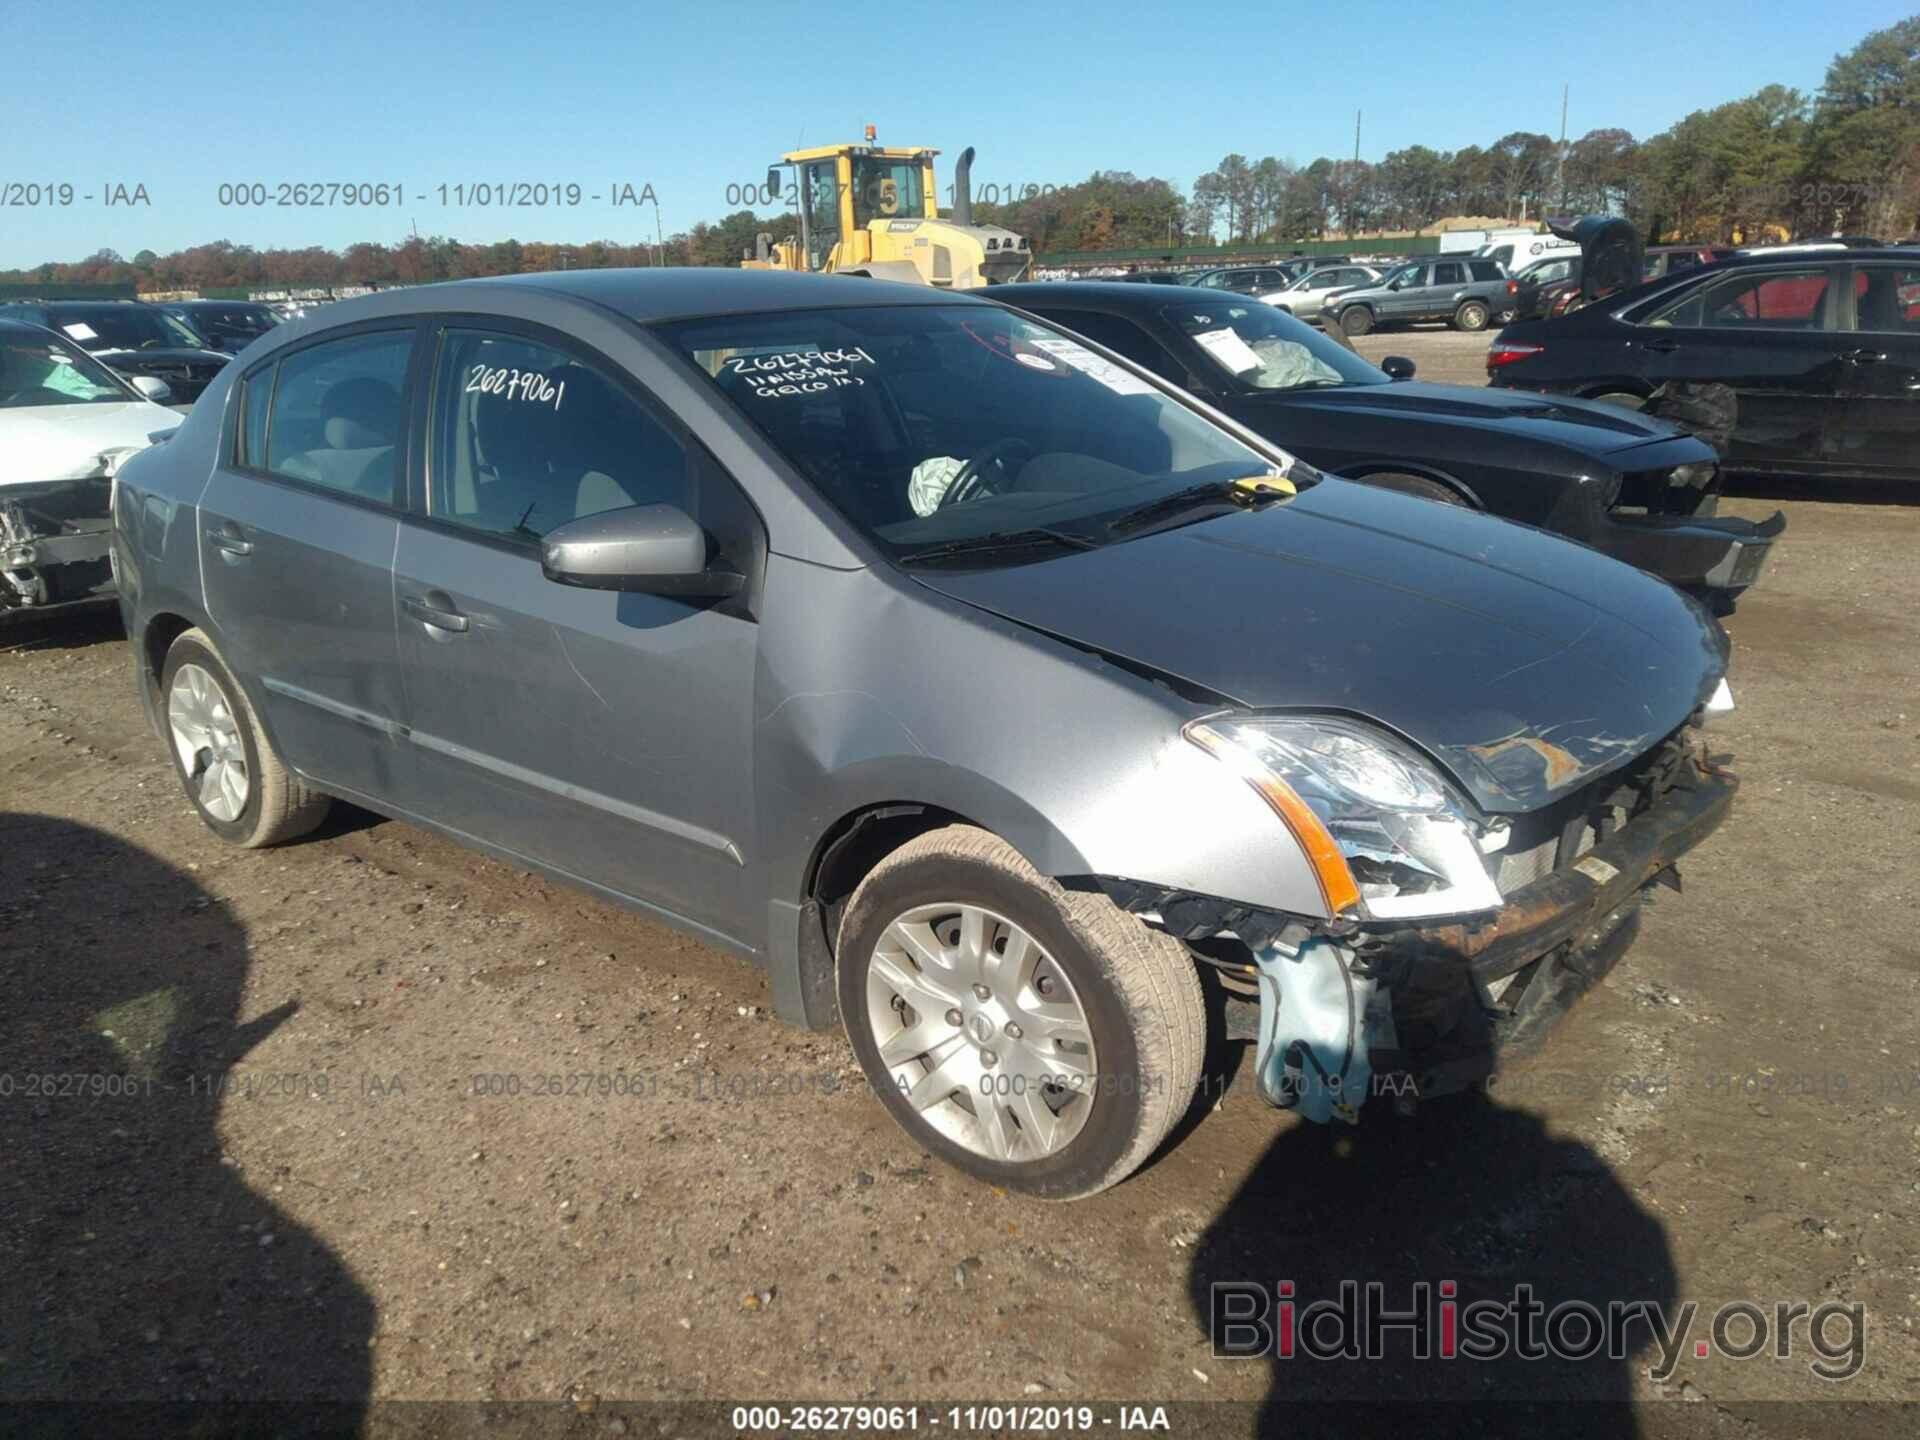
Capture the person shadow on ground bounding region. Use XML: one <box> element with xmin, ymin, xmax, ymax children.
<box><xmin>1186</xmin><ymin>1084</ymin><xmax>1678</xmax><ymax>1438</ymax></box>
<box><xmin>0</xmin><ymin>813</ymin><xmax>372</xmax><ymax>1428</ymax></box>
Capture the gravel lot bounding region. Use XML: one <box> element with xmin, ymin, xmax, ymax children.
<box><xmin>3</xmin><ymin>327</ymin><xmax>1916</xmax><ymax>1432</ymax></box>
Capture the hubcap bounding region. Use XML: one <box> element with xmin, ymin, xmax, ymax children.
<box><xmin>865</xmin><ymin>903</ymin><xmax>1098</xmax><ymax>1163</ymax></box>
<box><xmin>168</xmin><ymin>663</ymin><xmax>249</xmax><ymax>822</ymax></box>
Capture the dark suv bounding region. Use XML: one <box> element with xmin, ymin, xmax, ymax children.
<box><xmin>1488</xmin><ymin>248</ymin><xmax>1920</xmax><ymax>482</ymax></box>
<box><xmin>1323</xmin><ymin>258</ymin><xmax>1518</xmax><ymax>335</ymax></box>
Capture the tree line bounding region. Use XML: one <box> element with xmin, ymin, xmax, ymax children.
<box><xmin>4</xmin><ymin>15</ymin><xmax>1914</xmax><ymax>291</ymax></box>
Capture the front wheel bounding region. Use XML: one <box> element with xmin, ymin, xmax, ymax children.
<box><xmin>162</xmin><ymin>629</ymin><xmax>331</xmax><ymax>847</ymax></box>
<box><xmin>836</xmin><ymin>826</ymin><xmax>1204</xmax><ymax>1199</ymax></box>
<box><xmin>1339</xmin><ymin>306</ymin><xmax>1375</xmax><ymax>337</ymax></box>
<box><xmin>1453</xmin><ymin>300</ymin><xmax>1491</xmax><ymax>331</ymax></box>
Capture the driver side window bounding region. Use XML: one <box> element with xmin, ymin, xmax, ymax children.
<box><xmin>428</xmin><ymin>329</ymin><xmax>690</xmax><ymax>543</ymax></box>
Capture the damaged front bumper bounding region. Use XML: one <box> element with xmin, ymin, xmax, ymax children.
<box><xmin>1107</xmin><ymin>732</ymin><xmax>1738</xmax><ymax>1123</ymax></box>
<box><xmin>1594</xmin><ymin>508</ymin><xmax>1784</xmax><ymax>599</ymax></box>
<box><xmin>1</xmin><ymin>477</ymin><xmax>116</xmax><ymax>614</ymax></box>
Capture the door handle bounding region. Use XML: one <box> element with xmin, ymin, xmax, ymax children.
<box><xmin>402</xmin><ymin>594</ymin><xmax>470</xmax><ymax>633</ymax></box>
<box><xmin>1640</xmin><ymin>337</ymin><xmax>1679</xmax><ymax>353</ymax></box>
<box><xmin>1841</xmin><ymin>348</ymin><xmax>1887</xmax><ymax>364</ymax></box>
<box><xmin>205</xmin><ymin>524</ymin><xmax>253</xmax><ymax>556</ymax></box>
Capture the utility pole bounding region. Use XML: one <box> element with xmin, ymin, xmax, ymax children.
<box><xmin>1555</xmin><ymin>83</ymin><xmax>1570</xmax><ymax>215</ymax></box>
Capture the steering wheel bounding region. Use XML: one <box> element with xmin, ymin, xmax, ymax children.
<box><xmin>936</xmin><ymin>438</ymin><xmax>1035</xmax><ymax>511</ymax></box>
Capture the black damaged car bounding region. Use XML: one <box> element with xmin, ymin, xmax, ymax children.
<box><xmin>988</xmin><ymin>281</ymin><xmax>1781</xmax><ymax>607</ymax></box>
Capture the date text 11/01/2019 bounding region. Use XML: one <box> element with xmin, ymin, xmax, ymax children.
<box><xmin>730</xmin><ymin>1405</ymin><xmax>1172</xmax><ymax>1432</ymax></box>
<box><xmin>213</xmin><ymin>181</ymin><xmax>660</xmax><ymax>209</ymax></box>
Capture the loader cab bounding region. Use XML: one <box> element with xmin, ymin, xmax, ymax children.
<box><xmin>786</xmin><ymin>143</ymin><xmax>939</xmax><ymax>273</ymax></box>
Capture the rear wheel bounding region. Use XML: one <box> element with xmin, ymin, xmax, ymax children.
<box><xmin>1339</xmin><ymin>306</ymin><xmax>1375</xmax><ymax>337</ymax></box>
<box><xmin>836</xmin><ymin>825</ymin><xmax>1204</xmax><ymax>1199</ymax></box>
<box><xmin>162</xmin><ymin>629</ymin><xmax>330</xmax><ymax>847</ymax></box>
<box><xmin>1352</xmin><ymin>472</ymin><xmax>1469</xmax><ymax>506</ymax></box>
<box><xmin>1453</xmin><ymin>300</ymin><xmax>1491</xmax><ymax>332</ymax></box>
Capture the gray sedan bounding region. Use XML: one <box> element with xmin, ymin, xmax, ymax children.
<box><xmin>112</xmin><ymin>268</ymin><xmax>1739</xmax><ymax>1197</ymax></box>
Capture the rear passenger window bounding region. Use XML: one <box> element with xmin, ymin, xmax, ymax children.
<box><xmin>262</xmin><ymin>331</ymin><xmax>412</xmax><ymax>503</ymax></box>
<box><xmin>1433</xmin><ymin>262</ymin><xmax>1466</xmax><ymax>285</ymax></box>
<box><xmin>428</xmin><ymin>329</ymin><xmax>691</xmax><ymax>542</ymax></box>
<box><xmin>1852</xmin><ymin>266</ymin><xmax>1920</xmax><ymax>333</ymax></box>
<box><xmin>239</xmin><ymin>365</ymin><xmax>273</xmax><ymax>468</ymax></box>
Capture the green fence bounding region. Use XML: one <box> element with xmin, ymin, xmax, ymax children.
<box><xmin>0</xmin><ymin>281</ymin><xmax>138</xmax><ymax>300</ymax></box>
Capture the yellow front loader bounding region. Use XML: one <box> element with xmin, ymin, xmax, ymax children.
<box><xmin>743</xmin><ymin>133</ymin><xmax>1030</xmax><ymax>288</ymax></box>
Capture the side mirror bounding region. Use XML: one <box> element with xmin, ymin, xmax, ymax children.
<box><xmin>540</xmin><ymin>504</ymin><xmax>743</xmax><ymax>598</ymax></box>
<box><xmin>131</xmin><ymin>376</ymin><xmax>173</xmax><ymax>403</ymax></box>
<box><xmin>1381</xmin><ymin>356</ymin><xmax>1416</xmax><ymax>380</ymax></box>
<box><xmin>766</xmin><ymin>166</ymin><xmax>783</xmax><ymax>199</ymax></box>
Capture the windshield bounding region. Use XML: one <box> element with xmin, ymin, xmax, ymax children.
<box><xmin>46</xmin><ymin>306</ymin><xmax>203</xmax><ymax>353</ymax></box>
<box><xmin>660</xmin><ymin>304</ymin><xmax>1302</xmax><ymax>564</ymax></box>
<box><xmin>0</xmin><ymin>332</ymin><xmax>135</xmax><ymax>407</ymax></box>
<box><xmin>1160</xmin><ymin>301</ymin><xmax>1387</xmax><ymax>392</ymax></box>
<box><xmin>852</xmin><ymin>156</ymin><xmax>926</xmax><ymax>226</ymax></box>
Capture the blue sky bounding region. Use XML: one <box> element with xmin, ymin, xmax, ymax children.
<box><xmin>2</xmin><ymin>0</ymin><xmax>1910</xmax><ymax>268</ymax></box>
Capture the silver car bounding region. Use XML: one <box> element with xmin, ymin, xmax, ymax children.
<box><xmin>113</xmin><ymin>269</ymin><xmax>1739</xmax><ymax>1197</ymax></box>
<box><xmin>1259</xmin><ymin>264</ymin><xmax>1382</xmax><ymax>321</ymax></box>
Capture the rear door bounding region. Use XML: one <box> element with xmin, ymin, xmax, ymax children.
<box><xmin>1834</xmin><ymin>259</ymin><xmax>1920</xmax><ymax>480</ymax></box>
<box><xmin>1628</xmin><ymin>263</ymin><xmax>1854</xmax><ymax>475</ymax></box>
<box><xmin>198</xmin><ymin>324</ymin><xmax>418</xmax><ymax>798</ymax></box>
<box><xmin>389</xmin><ymin>320</ymin><xmax>765</xmax><ymax>941</ymax></box>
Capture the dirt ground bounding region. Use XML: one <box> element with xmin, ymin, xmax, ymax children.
<box><xmin>3</xmin><ymin>328</ymin><xmax>1917</xmax><ymax>1432</ymax></box>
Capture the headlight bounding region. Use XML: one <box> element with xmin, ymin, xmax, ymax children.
<box><xmin>1185</xmin><ymin>715</ymin><xmax>1504</xmax><ymax>921</ymax></box>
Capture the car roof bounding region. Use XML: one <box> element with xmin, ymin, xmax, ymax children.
<box><xmin>421</xmin><ymin>267</ymin><xmax>982</xmax><ymax>322</ymax></box>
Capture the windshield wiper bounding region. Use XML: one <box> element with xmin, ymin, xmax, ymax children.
<box><xmin>895</xmin><ymin>526</ymin><xmax>1100</xmax><ymax>566</ymax></box>
<box><xmin>1104</xmin><ymin>473</ymin><xmax>1292</xmax><ymax>536</ymax></box>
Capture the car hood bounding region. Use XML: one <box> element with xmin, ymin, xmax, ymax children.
<box><xmin>1242</xmin><ymin>380</ymin><xmax>1687</xmax><ymax>454</ymax></box>
<box><xmin>910</xmin><ymin>479</ymin><xmax>1727</xmax><ymax>814</ymax></box>
<box><xmin>1</xmin><ymin>401</ymin><xmax>180</xmax><ymax>486</ymax></box>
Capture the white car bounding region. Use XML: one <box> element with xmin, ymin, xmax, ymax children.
<box><xmin>1259</xmin><ymin>264</ymin><xmax>1382</xmax><ymax>322</ymax></box>
<box><xmin>1</xmin><ymin>318</ymin><xmax>179</xmax><ymax>614</ymax></box>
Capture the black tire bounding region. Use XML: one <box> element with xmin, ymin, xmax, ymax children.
<box><xmin>1589</xmin><ymin>391</ymin><xmax>1647</xmax><ymax>411</ymax></box>
<box><xmin>1352</xmin><ymin>472</ymin><xmax>1470</xmax><ymax>506</ymax></box>
<box><xmin>1339</xmin><ymin>305</ymin><xmax>1374</xmax><ymax>337</ymax></box>
<box><xmin>836</xmin><ymin>825</ymin><xmax>1204</xmax><ymax>1200</ymax></box>
<box><xmin>160</xmin><ymin>628</ymin><xmax>330</xmax><ymax>847</ymax></box>
<box><xmin>1453</xmin><ymin>300</ymin><xmax>1491</xmax><ymax>332</ymax></box>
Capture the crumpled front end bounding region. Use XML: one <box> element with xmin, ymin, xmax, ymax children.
<box><xmin>1103</xmin><ymin>727</ymin><xmax>1737</xmax><ymax>1124</ymax></box>
<box><xmin>2</xmin><ymin>470</ymin><xmax>119</xmax><ymax>614</ymax></box>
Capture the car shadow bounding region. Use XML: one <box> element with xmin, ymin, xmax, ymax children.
<box><xmin>1186</xmin><ymin>1088</ymin><xmax>1676</xmax><ymax>1434</ymax></box>
<box><xmin>0</xmin><ymin>813</ymin><xmax>373</xmax><ymax>1420</ymax></box>
<box><xmin>0</xmin><ymin>606</ymin><xmax>125</xmax><ymax>655</ymax></box>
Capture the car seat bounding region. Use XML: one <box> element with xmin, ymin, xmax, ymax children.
<box><xmin>281</xmin><ymin>376</ymin><xmax>401</xmax><ymax>499</ymax></box>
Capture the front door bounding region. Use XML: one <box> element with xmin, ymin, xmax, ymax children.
<box><xmin>390</xmin><ymin>322</ymin><xmax>764</xmax><ymax>942</ymax></box>
<box><xmin>198</xmin><ymin>325</ymin><xmax>418</xmax><ymax>799</ymax></box>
